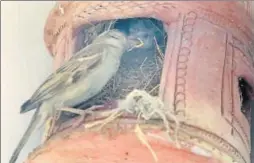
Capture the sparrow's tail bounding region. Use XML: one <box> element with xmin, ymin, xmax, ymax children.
<box><xmin>9</xmin><ymin>108</ymin><xmax>41</xmax><ymax>163</ymax></box>
<box><xmin>20</xmin><ymin>100</ymin><xmax>40</xmax><ymax>114</ymax></box>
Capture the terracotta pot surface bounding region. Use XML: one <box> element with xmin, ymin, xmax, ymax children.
<box><xmin>26</xmin><ymin>1</ymin><xmax>254</xmax><ymax>163</ymax></box>
<box><xmin>26</xmin><ymin>120</ymin><xmax>221</xmax><ymax>163</ymax></box>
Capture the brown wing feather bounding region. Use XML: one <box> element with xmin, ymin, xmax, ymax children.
<box><xmin>29</xmin><ymin>44</ymin><xmax>106</xmax><ymax>103</ymax></box>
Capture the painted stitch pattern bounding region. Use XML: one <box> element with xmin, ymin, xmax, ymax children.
<box><xmin>174</xmin><ymin>11</ymin><xmax>197</xmax><ymax>113</ymax></box>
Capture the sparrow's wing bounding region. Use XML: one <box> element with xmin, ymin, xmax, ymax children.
<box><xmin>33</xmin><ymin>46</ymin><xmax>105</xmax><ymax>101</ymax></box>
<box><xmin>21</xmin><ymin>45</ymin><xmax>106</xmax><ymax>113</ymax></box>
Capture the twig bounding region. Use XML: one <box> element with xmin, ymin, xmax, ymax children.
<box><xmin>140</xmin><ymin>57</ymin><xmax>147</xmax><ymax>77</ymax></box>
<box><xmin>98</xmin><ymin>110</ymin><xmax>123</xmax><ymax>130</ymax></box>
<box><xmin>153</xmin><ymin>36</ymin><xmax>164</xmax><ymax>62</ymax></box>
<box><xmin>147</xmin><ymin>19</ymin><xmax>164</xmax><ymax>36</ymax></box>
<box><xmin>147</xmin><ymin>133</ymin><xmax>172</xmax><ymax>143</ymax></box>
<box><xmin>107</xmin><ymin>20</ymin><xmax>117</xmax><ymax>31</ymax></box>
<box><xmin>154</xmin><ymin>51</ymin><xmax>159</xmax><ymax>70</ymax></box>
<box><xmin>84</xmin><ymin>108</ymin><xmax>123</xmax><ymax>129</ymax></box>
<box><xmin>135</xmin><ymin>113</ymin><xmax>158</xmax><ymax>162</ymax></box>
<box><xmin>143</xmin><ymin>70</ymin><xmax>159</xmax><ymax>91</ymax></box>
<box><xmin>42</xmin><ymin>117</ymin><xmax>53</xmax><ymax>143</ymax></box>
<box><xmin>149</xmin><ymin>84</ymin><xmax>160</xmax><ymax>94</ymax></box>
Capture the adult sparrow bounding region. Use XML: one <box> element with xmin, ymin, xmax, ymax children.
<box><xmin>9</xmin><ymin>29</ymin><xmax>142</xmax><ymax>163</ymax></box>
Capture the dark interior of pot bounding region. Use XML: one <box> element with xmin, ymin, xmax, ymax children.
<box><xmin>57</xmin><ymin>18</ymin><xmax>168</xmax><ymax>122</ymax></box>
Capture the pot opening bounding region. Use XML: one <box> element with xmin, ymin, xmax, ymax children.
<box><xmin>59</xmin><ymin>17</ymin><xmax>168</xmax><ymax>121</ymax></box>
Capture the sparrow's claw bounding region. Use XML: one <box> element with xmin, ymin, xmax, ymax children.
<box><xmin>57</xmin><ymin>105</ymin><xmax>104</xmax><ymax>128</ymax></box>
<box><xmin>56</xmin><ymin>107</ymin><xmax>86</xmax><ymax>128</ymax></box>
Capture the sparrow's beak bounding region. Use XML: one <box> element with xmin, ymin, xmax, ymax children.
<box><xmin>127</xmin><ymin>36</ymin><xmax>144</xmax><ymax>51</ymax></box>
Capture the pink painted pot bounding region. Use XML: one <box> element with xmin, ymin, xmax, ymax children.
<box><xmin>26</xmin><ymin>1</ymin><xmax>254</xmax><ymax>163</ymax></box>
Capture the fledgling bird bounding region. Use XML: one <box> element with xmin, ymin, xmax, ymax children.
<box><xmin>9</xmin><ymin>29</ymin><xmax>142</xmax><ymax>163</ymax></box>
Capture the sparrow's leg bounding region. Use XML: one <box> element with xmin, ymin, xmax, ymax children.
<box><xmin>57</xmin><ymin>105</ymin><xmax>104</xmax><ymax>128</ymax></box>
<box><xmin>48</xmin><ymin>111</ymin><xmax>61</xmax><ymax>139</ymax></box>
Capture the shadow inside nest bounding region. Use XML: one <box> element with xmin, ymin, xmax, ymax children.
<box><xmin>59</xmin><ymin>18</ymin><xmax>168</xmax><ymax>123</ymax></box>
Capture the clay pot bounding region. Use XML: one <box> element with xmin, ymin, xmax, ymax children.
<box><xmin>26</xmin><ymin>1</ymin><xmax>254</xmax><ymax>163</ymax></box>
